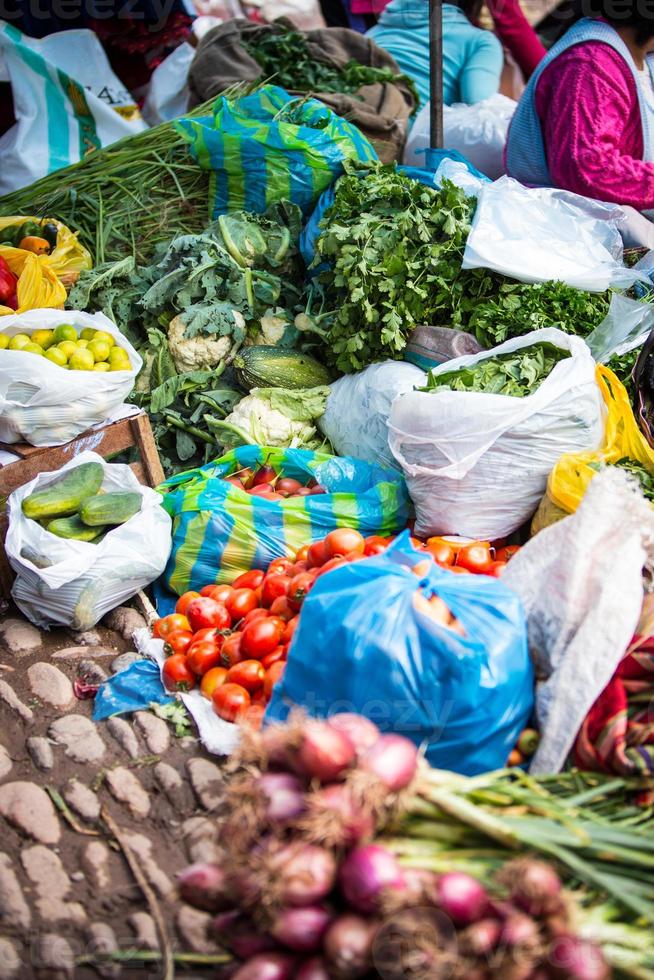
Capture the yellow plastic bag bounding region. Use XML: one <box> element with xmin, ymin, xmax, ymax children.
<box><xmin>532</xmin><ymin>365</ymin><xmax>654</xmax><ymax>532</ymax></box>
<box><xmin>0</xmin><ymin>247</ymin><xmax>66</xmax><ymax>316</ymax></box>
<box><xmin>0</xmin><ymin>216</ymin><xmax>92</xmax><ymax>282</ymax></box>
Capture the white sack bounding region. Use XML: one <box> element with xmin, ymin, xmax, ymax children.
<box><xmin>0</xmin><ymin>25</ymin><xmax>147</xmax><ymax>195</ymax></box>
<box><xmin>404</xmin><ymin>94</ymin><xmax>516</xmax><ymax>180</ymax></box>
<box><xmin>388</xmin><ymin>328</ymin><xmax>604</xmax><ymax>540</ymax></box>
<box><xmin>0</xmin><ymin>309</ymin><xmax>142</xmax><ymax>446</ymax></box>
<box><xmin>6</xmin><ymin>452</ymin><xmax>172</xmax><ymax>631</ymax></box>
<box><xmin>503</xmin><ymin>468</ymin><xmax>654</xmax><ymax>774</ymax></box>
<box><xmin>142</xmin><ymin>42</ymin><xmax>194</xmax><ymax>125</ymax></box>
<box><xmin>318</xmin><ymin>361</ymin><xmax>426</xmax><ymax>471</ymax></box>
<box><xmin>462</xmin><ymin>176</ymin><xmax>649</xmax><ymax>293</ymax></box>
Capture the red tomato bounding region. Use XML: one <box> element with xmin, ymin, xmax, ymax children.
<box><xmin>425</xmin><ymin>539</ymin><xmax>455</xmax><ymax>566</ymax></box>
<box><xmin>200</xmin><ymin>584</ymin><xmax>217</xmax><ymax>597</ymax></box>
<box><xmin>226</xmin><ymin>588</ymin><xmax>259</xmax><ymax>621</ymax></box>
<box><xmin>324</xmin><ymin>528</ymin><xmax>365</xmax><ymax>559</ymax></box>
<box><xmin>264</xmin><ymin>662</ymin><xmax>286</xmax><ymax>700</ymax></box>
<box><xmin>220</xmin><ymin>632</ymin><xmax>245</xmax><ymax>669</ymax></box>
<box><xmin>276</xmin><ymin>477</ymin><xmax>304</xmax><ymax>497</ymax></box>
<box><xmin>448</xmin><ymin>565</ymin><xmax>472</xmax><ymax>574</ymax></box>
<box><xmin>287</xmin><ymin>572</ymin><xmax>316</xmax><ymax>611</ymax></box>
<box><xmin>260</xmin><ymin>646</ymin><xmax>286</xmax><ymax>670</ymax></box>
<box><xmin>226</xmin><ymin>659</ymin><xmax>265</xmax><ymax>693</ymax></box>
<box><xmin>164</xmin><ymin>629</ymin><xmax>194</xmax><ymax>657</ymax></box>
<box><xmin>269</xmin><ymin>596</ymin><xmax>295</xmax><ymax>622</ymax></box>
<box><xmin>232</xmin><ymin>569</ymin><xmax>265</xmax><ymax>590</ymax></box>
<box><xmin>241</xmin><ymin>617</ymin><xmax>285</xmax><ymax>659</ymax></box>
<box><xmin>175</xmin><ymin>591</ymin><xmax>200</xmax><ymax>617</ymax></box>
<box><xmin>495</xmin><ymin>545</ymin><xmax>521</xmax><ymax>563</ymax></box>
<box><xmin>187</xmin><ymin>640</ymin><xmax>224</xmax><ymax>677</ymax></box>
<box><xmin>364</xmin><ymin>536</ymin><xmax>389</xmax><ymax>557</ymax></box>
<box><xmin>456</xmin><ymin>543</ymin><xmax>494</xmax><ymax>575</ymax></box>
<box><xmin>306</xmin><ymin>540</ymin><xmax>328</xmax><ymax>568</ymax></box>
<box><xmin>315</xmin><ymin>556</ymin><xmax>346</xmax><ymax>578</ymax></box>
<box><xmin>283</xmin><ymin>616</ymin><xmax>299</xmax><ymax>645</ymax></box>
<box><xmin>238</xmin><ymin>608</ymin><xmax>269</xmax><ymax>632</ymax></box>
<box><xmin>294</xmin><ymin>543</ymin><xmax>310</xmax><ymax>562</ymax></box>
<box><xmin>292</xmin><ymin>561</ymin><xmax>308</xmax><ymax>575</ymax></box>
<box><xmin>200</xmin><ymin>667</ymin><xmax>228</xmax><ymax>699</ymax></box>
<box><xmin>267</xmin><ymin>557</ymin><xmax>294</xmax><ymax>577</ymax></box>
<box><xmin>153</xmin><ymin>614</ymin><xmax>190</xmax><ymax>640</ymax></box>
<box><xmin>203</xmin><ymin>584</ymin><xmax>234</xmax><ymax>604</ymax></box>
<box><xmin>162</xmin><ymin>654</ymin><xmax>196</xmax><ymax>692</ymax></box>
<box><xmin>409</xmin><ymin>536</ymin><xmax>425</xmax><ymax>551</ymax></box>
<box><xmin>486</xmin><ymin>560</ymin><xmax>508</xmax><ymax>578</ymax></box>
<box><xmin>251</xmin><ymin>689</ymin><xmax>267</xmax><ymax>705</ymax></box>
<box><xmin>261</xmin><ymin>574</ymin><xmax>291</xmax><ymax>608</ymax></box>
<box><xmin>186</xmin><ymin>597</ymin><xmax>232</xmax><ymax>632</ymax></box>
<box><xmin>243</xmin><ymin>703</ymin><xmax>265</xmax><ymax>729</ymax></box>
<box><xmin>212</xmin><ymin>683</ymin><xmax>250</xmax><ymax>722</ymax></box>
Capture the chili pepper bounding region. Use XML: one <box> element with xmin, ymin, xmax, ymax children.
<box><xmin>14</xmin><ymin>220</ymin><xmax>40</xmax><ymax>244</ymax></box>
<box><xmin>0</xmin><ymin>256</ymin><xmax>18</xmax><ymax>307</ymax></box>
<box><xmin>19</xmin><ymin>236</ymin><xmax>50</xmax><ymax>255</ymax></box>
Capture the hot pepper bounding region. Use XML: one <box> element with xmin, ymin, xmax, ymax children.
<box><xmin>0</xmin><ymin>256</ymin><xmax>18</xmax><ymax>308</ymax></box>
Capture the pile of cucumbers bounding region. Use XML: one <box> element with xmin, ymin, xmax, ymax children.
<box><xmin>22</xmin><ymin>462</ymin><xmax>142</xmax><ymax>544</ymax></box>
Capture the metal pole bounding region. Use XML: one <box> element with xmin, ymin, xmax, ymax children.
<box><xmin>429</xmin><ymin>0</ymin><xmax>444</xmax><ymax>149</ymax></box>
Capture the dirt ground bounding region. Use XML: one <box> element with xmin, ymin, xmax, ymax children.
<box><xmin>0</xmin><ymin>600</ymin><xmax>226</xmax><ymax>980</ymax></box>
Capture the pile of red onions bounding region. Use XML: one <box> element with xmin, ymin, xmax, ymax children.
<box><xmin>177</xmin><ymin>714</ymin><xmax>609</xmax><ymax>980</ymax></box>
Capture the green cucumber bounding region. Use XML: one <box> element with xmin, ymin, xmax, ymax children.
<box><xmin>79</xmin><ymin>491</ymin><xmax>141</xmax><ymax>527</ymax></box>
<box><xmin>22</xmin><ymin>462</ymin><xmax>104</xmax><ymax>520</ymax></box>
<box><xmin>46</xmin><ymin>515</ymin><xmax>106</xmax><ymax>542</ymax></box>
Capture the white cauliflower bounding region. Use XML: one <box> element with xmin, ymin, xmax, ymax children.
<box><xmin>167</xmin><ymin>314</ymin><xmax>241</xmax><ymax>373</ymax></box>
<box><xmin>249</xmin><ymin>310</ymin><xmax>292</xmax><ymax>346</ymax></box>
<box><xmin>221</xmin><ymin>386</ymin><xmax>330</xmax><ymax>450</ymax></box>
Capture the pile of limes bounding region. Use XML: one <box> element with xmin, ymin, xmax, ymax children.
<box><xmin>0</xmin><ymin>324</ymin><xmax>132</xmax><ymax>372</ymax></box>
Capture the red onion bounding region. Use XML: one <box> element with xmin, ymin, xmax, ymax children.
<box><xmin>270</xmin><ymin>905</ymin><xmax>332</xmax><ymax>953</ymax></box>
<box><xmin>549</xmin><ymin>936</ymin><xmax>611</xmax><ymax>980</ymax></box>
<box><xmin>231</xmin><ymin>953</ymin><xmax>297</xmax><ymax>980</ymax></box>
<box><xmin>274</xmin><ymin>843</ymin><xmax>337</xmax><ymax>907</ymax></box>
<box><xmin>400</xmin><ymin>867</ymin><xmax>440</xmax><ymax>906</ymax></box>
<box><xmin>294</xmin><ymin>957</ymin><xmax>331</xmax><ymax>980</ymax></box>
<box><xmin>257</xmin><ymin>772</ymin><xmax>306</xmax><ymax>823</ymax></box>
<box><xmin>460</xmin><ymin>917</ymin><xmax>503</xmax><ymax>956</ymax></box>
<box><xmin>327</xmin><ymin>714</ymin><xmax>380</xmax><ymax>756</ymax></box>
<box><xmin>211</xmin><ymin>912</ymin><xmax>277</xmax><ymax>959</ymax></box>
<box><xmin>500</xmin><ymin>913</ymin><xmax>541</xmax><ymax>950</ymax></box>
<box><xmin>339</xmin><ymin>845</ymin><xmax>406</xmax><ymax>914</ymax></box>
<box><xmin>261</xmin><ymin>725</ymin><xmax>294</xmax><ymax>769</ymax></box>
<box><xmin>310</xmin><ymin>784</ymin><xmax>376</xmax><ymax>847</ymax></box>
<box><xmin>506</xmin><ymin>859</ymin><xmax>563</xmax><ymax>917</ymax></box>
<box><xmin>361</xmin><ymin>734</ymin><xmax>418</xmax><ymax>792</ymax></box>
<box><xmin>323</xmin><ymin>914</ymin><xmax>376</xmax><ymax>979</ymax></box>
<box><xmin>178</xmin><ymin>862</ymin><xmax>233</xmax><ymax>913</ymax></box>
<box><xmin>297</xmin><ymin>721</ymin><xmax>356</xmax><ymax>782</ymax></box>
<box><xmin>436</xmin><ymin>872</ymin><xmax>489</xmax><ymax>926</ymax></box>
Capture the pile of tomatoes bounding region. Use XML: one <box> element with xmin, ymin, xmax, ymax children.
<box><xmin>153</xmin><ymin>527</ymin><xmax>521</xmax><ymax>728</ymax></box>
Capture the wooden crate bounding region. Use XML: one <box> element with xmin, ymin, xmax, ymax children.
<box><xmin>0</xmin><ymin>412</ymin><xmax>165</xmax><ymax>598</ymax></box>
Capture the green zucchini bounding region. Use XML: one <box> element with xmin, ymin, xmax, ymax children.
<box><xmin>79</xmin><ymin>491</ymin><xmax>141</xmax><ymax>527</ymax></box>
<box><xmin>46</xmin><ymin>515</ymin><xmax>106</xmax><ymax>542</ymax></box>
<box><xmin>22</xmin><ymin>462</ymin><xmax>104</xmax><ymax>520</ymax></box>
<box><xmin>234</xmin><ymin>347</ymin><xmax>331</xmax><ymax>391</ymax></box>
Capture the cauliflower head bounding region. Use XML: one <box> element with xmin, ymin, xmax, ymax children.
<box><xmin>167</xmin><ymin>314</ymin><xmax>236</xmax><ymax>373</ymax></box>
<box><xmin>223</xmin><ymin>390</ymin><xmax>319</xmax><ymax>449</ymax></box>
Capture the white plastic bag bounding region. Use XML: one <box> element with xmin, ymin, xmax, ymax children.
<box><xmin>0</xmin><ymin>309</ymin><xmax>142</xmax><ymax>447</ymax></box>
<box><xmin>404</xmin><ymin>95</ymin><xmax>516</xmax><ymax>180</ymax></box>
<box><xmin>142</xmin><ymin>43</ymin><xmax>194</xmax><ymax>126</ymax></box>
<box><xmin>462</xmin><ymin>176</ymin><xmax>649</xmax><ymax>293</ymax></box>
<box><xmin>503</xmin><ymin>468</ymin><xmax>654</xmax><ymax>774</ymax></box>
<box><xmin>586</xmin><ymin>292</ymin><xmax>654</xmax><ymax>363</ymax></box>
<box><xmin>318</xmin><ymin>361</ymin><xmax>426</xmax><ymax>471</ymax></box>
<box><xmin>6</xmin><ymin>452</ymin><xmax>172</xmax><ymax>631</ymax></box>
<box><xmin>388</xmin><ymin>328</ymin><xmax>604</xmax><ymax>540</ymax></box>
<box><xmin>0</xmin><ymin>25</ymin><xmax>147</xmax><ymax>195</ymax></box>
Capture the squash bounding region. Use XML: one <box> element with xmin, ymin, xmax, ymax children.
<box><xmin>234</xmin><ymin>347</ymin><xmax>331</xmax><ymax>391</ymax></box>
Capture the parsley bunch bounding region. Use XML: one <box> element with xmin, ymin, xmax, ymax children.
<box><xmin>422</xmin><ymin>343</ymin><xmax>569</xmax><ymax>398</ymax></box>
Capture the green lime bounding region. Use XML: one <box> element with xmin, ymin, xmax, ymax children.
<box><xmin>77</xmin><ymin>339</ymin><xmax>89</xmax><ymax>349</ymax></box>
<box><xmin>0</xmin><ymin>333</ymin><xmax>9</xmax><ymax>350</ymax></box>
<box><xmin>31</xmin><ymin>329</ymin><xmax>55</xmax><ymax>350</ymax></box>
<box><xmin>92</xmin><ymin>330</ymin><xmax>113</xmax><ymax>347</ymax></box>
<box><xmin>88</xmin><ymin>339</ymin><xmax>110</xmax><ymax>363</ymax></box>
<box><xmin>69</xmin><ymin>349</ymin><xmax>95</xmax><ymax>371</ymax></box>
<box><xmin>23</xmin><ymin>343</ymin><xmax>44</xmax><ymax>356</ymax></box>
<box><xmin>109</xmin><ymin>360</ymin><xmax>130</xmax><ymax>372</ymax></box>
<box><xmin>53</xmin><ymin>323</ymin><xmax>78</xmax><ymax>343</ymax></box>
<box><xmin>58</xmin><ymin>340</ymin><xmax>77</xmax><ymax>361</ymax></box>
<box><xmin>8</xmin><ymin>333</ymin><xmax>31</xmax><ymax>351</ymax></box>
<box><xmin>44</xmin><ymin>347</ymin><xmax>67</xmax><ymax>367</ymax></box>
<box><xmin>93</xmin><ymin>362</ymin><xmax>111</xmax><ymax>372</ymax></box>
<box><xmin>80</xmin><ymin>328</ymin><xmax>96</xmax><ymax>341</ymax></box>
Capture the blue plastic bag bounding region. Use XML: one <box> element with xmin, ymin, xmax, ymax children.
<box><xmin>93</xmin><ymin>660</ymin><xmax>172</xmax><ymax>721</ymax></box>
<box><xmin>267</xmin><ymin>532</ymin><xmax>534</xmax><ymax>776</ymax></box>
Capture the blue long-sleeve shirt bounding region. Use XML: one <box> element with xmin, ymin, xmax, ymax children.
<box><xmin>367</xmin><ymin>1</ymin><xmax>503</xmax><ymax>109</ymax></box>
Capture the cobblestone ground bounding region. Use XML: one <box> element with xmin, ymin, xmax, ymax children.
<box><xmin>0</xmin><ymin>604</ymin><xmax>224</xmax><ymax>980</ymax></box>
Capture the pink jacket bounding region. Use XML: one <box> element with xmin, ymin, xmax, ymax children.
<box><xmin>535</xmin><ymin>43</ymin><xmax>654</xmax><ymax>211</ymax></box>
<box><xmin>350</xmin><ymin>0</ymin><xmax>390</xmax><ymax>13</ymax></box>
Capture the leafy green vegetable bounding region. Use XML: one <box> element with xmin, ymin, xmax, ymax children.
<box><xmin>611</xmin><ymin>457</ymin><xmax>654</xmax><ymax>501</ymax></box>
<box><xmin>422</xmin><ymin>343</ymin><xmax>570</xmax><ymax>398</ymax></box>
<box><xmin>243</xmin><ymin>28</ymin><xmax>419</xmax><ymax>106</ymax></box>
<box><xmin>150</xmin><ymin>702</ymin><xmax>194</xmax><ymax>739</ymax></box>
<box><xmin>313</xmin><ymin>163</ymin><xmax>611</xmax><ymax>373</ymax></box>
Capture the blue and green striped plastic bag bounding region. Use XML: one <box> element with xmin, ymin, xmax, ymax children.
<box><xmin>174</xmin><ymin>85</ymin><xmax>377</xmax><ymax>218</ymax></box>
<box><xmin>159</xmin><ymin>446</ymin><xmax>411</xmax><ymax>595</ymax></box>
